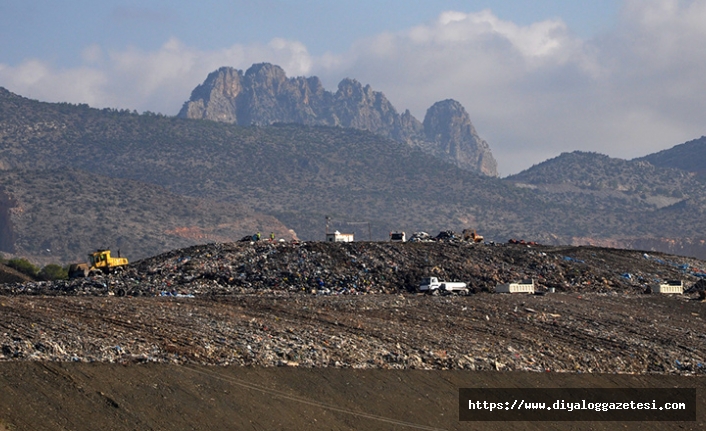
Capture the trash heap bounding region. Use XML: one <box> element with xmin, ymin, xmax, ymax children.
<box><xmin>2</xmin><ymin>241</ymin><xmax>706</xmax><ymax>375</ymax></box>
<box><xmin>2</xmin><ymin>241</ymin><xmax>705</xmax><ymax>297</ymax></box>
<box><xmin>1</xmin><ymin>290</ymin><xmax>705</xmax><ymax>375</ymax></box>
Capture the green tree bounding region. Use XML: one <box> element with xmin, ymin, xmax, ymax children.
<box><xmin>38</xmin><ymin>264</ymin><xmax>68</xmax><ymax>281</ymax></box>
<box><xmin>7</xmin><ymin>258</ymin><xmax>39</xmax><ymax>277</ymax></box>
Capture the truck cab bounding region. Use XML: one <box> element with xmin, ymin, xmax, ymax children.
<box><xmin>419</xmin><ymin>277</ymin><xmax>437</xmax><ymax>291</ymax></box>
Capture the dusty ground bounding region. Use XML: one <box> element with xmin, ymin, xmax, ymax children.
<box><xmin>0</xmin><ymin>363</ymin><xmax>704</xmax><ymax>430</ymax></box>
<box><xmin>2</xmin><ymin>242</ymin><xmax>706</xmax><ymax>429</ymax></box>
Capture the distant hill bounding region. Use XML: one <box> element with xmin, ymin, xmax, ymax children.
<box><xmin>0</xmin><ymin>168</ymin><xmax>293</xmax><ymax>263</ymax></box>
<box><xmin>507</xmin><ymin>151</ymin><xmax>701</xmax><ymax>199</ymax></box>
<box><xmin>506</xmin><ymin>151</ymin><xmax>706</xmax><ymax>256</ymax></box>
<box><xmin>636</xmin><ymin>136</ymin><xmax>706</xmax><ymax>175</ymax></box>
<box><xmin>178</xmin><ymin>64</ymin><xmax>498</xmax><ymax>176</ymax></box>
<box><xmin>3</xmin><ymin>87</ymin><xmax>706</xmax><ymax>260</ymax></box>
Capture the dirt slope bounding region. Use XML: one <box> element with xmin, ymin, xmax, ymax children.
<box><xmin>0</xmin><ymin>363</ymin><xmax>704</xmax><ymax>431</ymax></box>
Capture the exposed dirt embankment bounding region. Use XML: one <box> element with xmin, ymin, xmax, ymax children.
<box><xmin>628</xmin><ymin>237</ymin><xmax>706</xmax><ymax>260</ymax></box>
<box><xmin>0</xmin><ymin>263</ymin><xmax>31</xmax><ymax>284</ymax></box>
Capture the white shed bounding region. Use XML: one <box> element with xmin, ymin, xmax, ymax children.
<box><xmin>496</xmin><ymin>279</ymin><xmax>535</xmax><ymax>294</ymax></box>
<box><xmin>325</xmin><ymin>230</ymin><xmax>354</xmax><ymax>242</ymax></box>
<box><xmin>655</xmin><ymin>280</ymin><xmax>683</xmax><ymax>294</ymax></box>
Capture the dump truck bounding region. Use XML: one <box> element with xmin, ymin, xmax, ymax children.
<box><xmin>68</xmin><ymin>249</ymin><xmax>128</xmax><ymax>278</ymax></box>
<box><xmin>419</xmin><ymin>277</ymin><xmax>468</xmax><ymax>295</ymax></box>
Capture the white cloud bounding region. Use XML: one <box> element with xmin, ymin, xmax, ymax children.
<box><xmin>1</xmin><ymin>2</ymin><xmax>705</xmax><ymax>175</ymax></box>
<box><xmin>316</xmin><ymin>2</ymin><xmax>706</xmax><ymax>174</ymax></box>
<box><xmin>0</xmin><ymin>37</ymin><xmax>314</xmax><ymax>115</ymax></box>
<box><xmin>313</xmin><ymin>9</ymin><xmax>600</xmax><ymax>173</ymax></box>
<box><xmin>0</xmin><ymin>59</ymin><xmax>108</xmax><ymax>106</ymax></box>
<box><xmin>403</xmin><ymin>9</ymin><xmax>575</xmax><ymax>64</ymax></box>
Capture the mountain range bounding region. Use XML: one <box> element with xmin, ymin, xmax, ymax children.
<box><xmin>178</xmin><ymin>64</ymin><xmax>498</xmax><ymax>176</ymax></box>
<box><xmin>1</xmin><ymin>63</ymin><xmax>706</xmax><ymax>263</ymax></box>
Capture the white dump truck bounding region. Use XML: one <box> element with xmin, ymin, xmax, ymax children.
<box><xmin>419</xmin><ymin>277</ymin><xmax>468</xmax><ymax>295</ymax></box>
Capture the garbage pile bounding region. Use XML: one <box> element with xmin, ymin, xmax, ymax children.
<box><xmin>2</xmin><ymin>241</ymin><xmax>705</xmax><ymax>297</ymax></box>
<box><xmin>407</xmin><ymin>232</ymin><xmax>432</xmax><ymax>242</ymax></box>
<box><xmin>1</xmin><ymin>289</ymin><xmax>705</xmax><ymax>375</ymax></box>
<box><xmin>434</xmin><ymin>230</ymin><xmax>457</xmax><ymax>241</ymax></box>
<box><xmin>1</xmin><ymin>241</ymin><xmax>706</xmax><ymax>374</ymax></box>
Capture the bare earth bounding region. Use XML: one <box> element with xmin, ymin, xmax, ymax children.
<box><xmin>0</xmin><ymin>362</ymin><xmax>704</xmax><ymax>430</ymax></box>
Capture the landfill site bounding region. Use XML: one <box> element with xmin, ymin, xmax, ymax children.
<box><xmin>2</xmin><ymin>238</ymin><xmax>706</xmax><ymax>430</ymax></box>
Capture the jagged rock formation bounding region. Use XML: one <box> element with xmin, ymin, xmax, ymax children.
<box><xmin>178</xmin><ymin>63</ymin><xmax>498</xmax><ymax>176</ymax></box>
<box><xmin>420</xmin><ymin>100</ymin><xmax>497</xmax><ymax>177</ymax></box>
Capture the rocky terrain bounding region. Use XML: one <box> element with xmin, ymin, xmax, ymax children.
<box><xmin>178</xmin><ymin>64</ymin><xmax>497</xmax><ymax>175</ymax></box>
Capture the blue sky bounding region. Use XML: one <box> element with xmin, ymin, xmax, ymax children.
<box><xmin>1</xmin><ymin>1</ymin><xmax>619</xmax><ymax>64</ymax></box>
<box><xmin>1</xmin><ymin>0</ymin><xmax>704</xmax><ymax>175</ymax></box>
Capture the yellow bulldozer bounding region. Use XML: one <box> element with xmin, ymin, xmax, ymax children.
<box><xmin>68</xmin><ymin>249</ymin><xmax>128</xmax><ymax>278</ymax></box>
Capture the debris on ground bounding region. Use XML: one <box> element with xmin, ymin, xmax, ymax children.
<box><xmin>1</xmin><ymin>241</ymin><xmax>706</xmax><ymax>375</ymax></box>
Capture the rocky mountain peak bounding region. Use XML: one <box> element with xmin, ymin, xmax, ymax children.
<box><xmin>245</xmin><ymin>62</ymin><xmax>284</xmax><ymax>77</ymax></box>
<box><xmin>178</xmin><ymin>63</ymin><xmax>498</xmax><ymax>176</ymax></box>
<box><xmin>421</xmin><ymin>100</ymin><xmax>498</xmax><ymax>176</ymax></box>
<box><xmin>244</xmin><ymin>63</ymin><xmax>288</xmax><ymax>90</ymax></box>
<box><xmin>180</xmin><ymin>67</ymin><xmax>243</xmax><ymax>122</ymax></box>
<box><xmin>336</xmin><ymin>78</ymin><xmax>364</xmax><ymax>97</ymax></box>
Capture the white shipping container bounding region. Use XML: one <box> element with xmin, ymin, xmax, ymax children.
<box><xmin>325</xmin><ymin>231</ymin><xmax>354</xmax><ymax>242</ymax></box>
<box><xmin>496</xmin><ymin>279</ymin><xmax>535</xmax><ymax>294</ymax></box>
<box><xmin>655</xmin><ymin>280</ymin><xmax>683</xmax><ymax>294</ymax></box>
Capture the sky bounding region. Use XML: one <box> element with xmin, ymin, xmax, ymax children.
<box><xmin>1</xmin><ymin>0</ymin><xmax>704</xmax><ymax>176</ymax></box>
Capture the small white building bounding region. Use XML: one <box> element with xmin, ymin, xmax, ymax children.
<box><xmin>655</xmin><ymin>280</ymin><xmax>683</xmax><ymax>294</ymax></box>
<box><xmin>390</xmin><ymin>231</ymin><xmax>406</xmax><ymax>242</ymax></box>
<box><xmin>325</xmin><ymin>230</ymin><xmax>354</xmax><ymax>242</ymax></box>
<box><xmin>496</xmin><ymin>279</ymin><xmax>535</xmax><ymax>294</ymax></box>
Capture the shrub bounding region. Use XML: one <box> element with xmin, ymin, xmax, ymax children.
<box><xmin>7</xmin><ymin>258</ymin><xmax>39</xmax><ymax>277</ymax></box>
<box><xmin>38</xmin><ymin>264</ymin><xmax>68</xmax><ymax>281</ymax></box>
